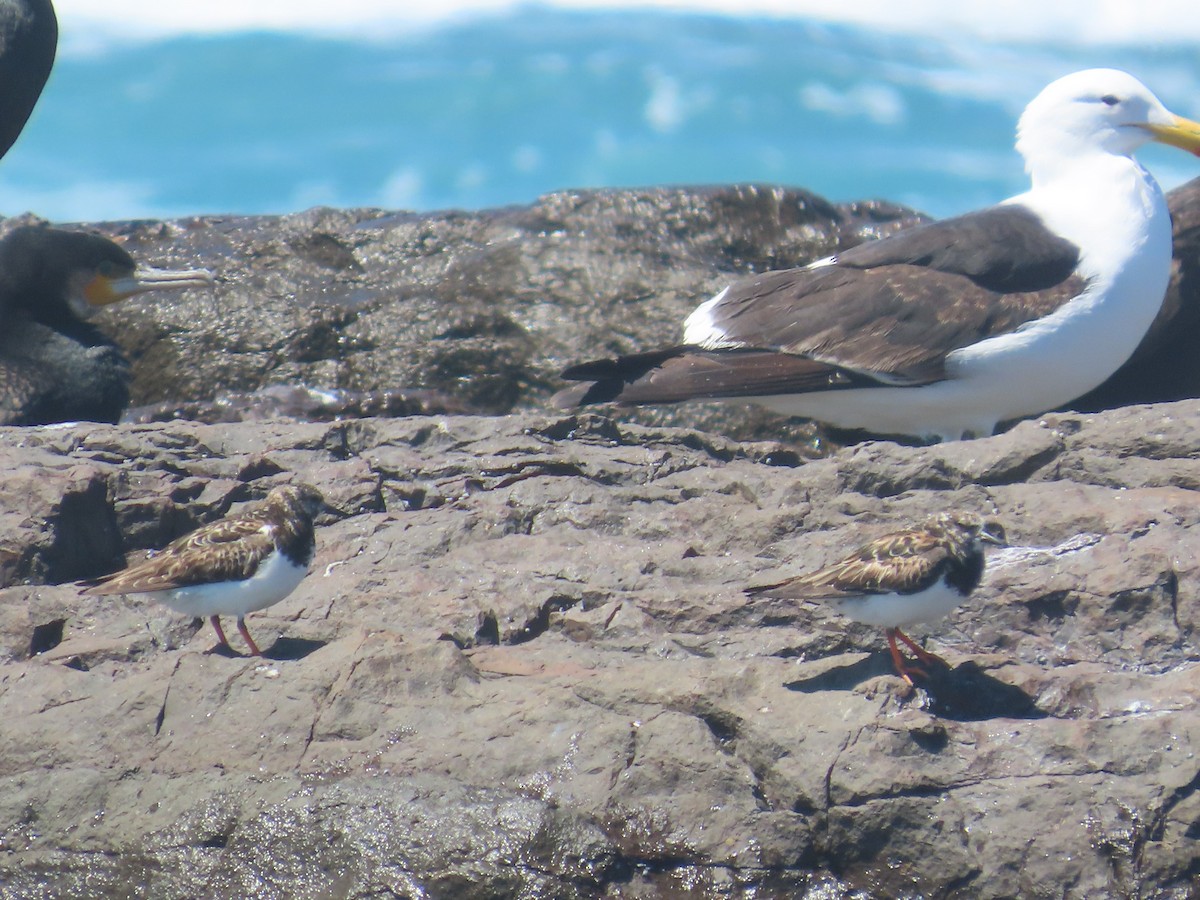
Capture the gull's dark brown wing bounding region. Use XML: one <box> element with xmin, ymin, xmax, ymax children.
<box><xmin>554</xmin><ymin>205</ymin><xmax>1085</xmax><ymax>407</ymax></box>
<box><xmin>701</xmin><ymin>264</ymin><xmax>1083</xmax><ymax>382</ymax></box>
<box><xmin>555</xmin><ymin>346</ymin><xmax>871</xmax><ymax>406</ymax></box>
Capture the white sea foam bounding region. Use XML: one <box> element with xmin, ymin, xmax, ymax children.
<box><xmin>52</xmin><ymin>0</ymin><xmax>1200</xmax><ymax>48</ymax></box>
<box><xmin>378</xmin><ymin>166</ymin><xmax>426</xmax><ymax>210</ymax></box>
<box><xmin>19</xmin><ymin>1</ymin><xmax>1200</xmax><ymax>224</ymax></box>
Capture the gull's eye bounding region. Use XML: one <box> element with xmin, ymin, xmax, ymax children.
<box><xmin>1100</xmin><ymin>94</ymin><xmax>1120</xmax><ymax>106</ymax></box>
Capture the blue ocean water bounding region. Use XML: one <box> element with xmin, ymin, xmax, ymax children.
<box><xmin>2</xmin><ymin>7</ymin><xmax>1199</xmax><ymax>223</ymax></box>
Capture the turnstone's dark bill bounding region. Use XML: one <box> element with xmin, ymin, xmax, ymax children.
<box><xmin>746</xmin><ymin>513</ymin><xmax>1007</xmax><ymax>683</ymax></box>
<box><xmin>553</xmin><ymin>69</ymin><xmax>1200</xmax><ymax>442</ymax></box>
<box><xmin>82</xmin><ymin>483</ymin><xmax>328</xmax><ymax>657</ymax></box>
<box><xmin>0</xmin><ymin>226</ymin><xmax>215</xmax><ymax>425</ymax></box>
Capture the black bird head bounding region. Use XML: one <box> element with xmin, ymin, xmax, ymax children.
<box><xmin>0</xmin><ymin>225</ymin><xmax>214</xmax><ymax>327</ymax></box>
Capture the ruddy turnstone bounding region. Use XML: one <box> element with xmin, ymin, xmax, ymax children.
<box><xmin>553</xmin><ymin>69</ymin><xmax>1200</xmax><ymax>441</ymax></box>
<box><xmin>746</xmin><ymin>513</ymin><xmax>1007</xmax><ymax>683</ymax></box>
<box><xmin>0</xmin><ymin>225</ymin><xmax>215</xmax><ymax>425</ymax></box>
<box><xmin>82</xmin><ymin>483</ymin><xmax>328</xmax><ymax>656</ymax></box>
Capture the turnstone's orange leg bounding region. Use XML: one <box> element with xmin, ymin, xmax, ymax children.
<box><xmin>892</xmin><ymin>627</ymin><xmax>947</xmax><ymax>668</ymax></box>
<box><xmin>885</xmin><ymin>628</ymin><xmax>927</xmax><ymax>684</ymax></box>
<box><xmin>236</xmin><ymin>616</ymin><xmax>263</xmax><ymax>657</ymax></box>
<box><xmin>209</xmin><ymin>615</ymin><xmax>232</xmax><ymax>651</ymax></box>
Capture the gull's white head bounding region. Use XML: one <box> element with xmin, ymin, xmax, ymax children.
<box><xmin>1016</xmin><ymin>68</ymin><xmax>1200</xmax><ymax>181</ymax></box>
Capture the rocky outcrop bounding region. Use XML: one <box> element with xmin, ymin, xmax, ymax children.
<box><xmin>66</xmin><ymin>176</ymin><xmax>1200</xmax><ymax>446</ymax></box>
<box><xmin>76</xmin><ymin>186</ymin><xmax>916</xmax><ymax>448</ymax></box>
<box><xmin>2</xmin><ymin>181</ymin><xmax>1200</xmax><ymax>897</ymax></box>
<box><xmin>1</xmin><ymin>402</ymin><xmax>1199</xmax><ymax>898</ymax></box>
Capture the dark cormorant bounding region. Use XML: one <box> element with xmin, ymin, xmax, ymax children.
<box><xmin>0</xmin><ymin>225</ymin><xmax>214</xmax><ymax>425</ymax></box>
<box><xmin>0</xmin><ymin>6</ymin><xmax>213</xmax><ymax>425</ymax></box>
<box><xmin>0</xmin><ymin>0</ymin><xmax>57</xmax><ymax>161</ymax></box>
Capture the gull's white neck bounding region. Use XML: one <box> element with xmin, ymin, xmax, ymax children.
<box><xmin>1008</xmin><ymin>150</ymin><xmax>1169</xmax><ymax>285</ymax></box>
<box><xmin>931</xmin><ymin>149</ymin><xmax>1174</xmax><ymax>436</ymax></box>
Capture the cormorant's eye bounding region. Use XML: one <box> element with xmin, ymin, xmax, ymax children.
<box><xmin>97</xmin><ymin>260</ymin><xmax>123</xmax><ymax>278</ymax></box>
<box><xmin>1100</xmin><ymin>94</ymin><xmax>1120</xmax><ymax>107</ymax></box>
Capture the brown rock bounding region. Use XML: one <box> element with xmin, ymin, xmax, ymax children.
<box><xmin>4</xmin><ymin>179</ymin><xmax>1200</xmax><ymax>895</ymax></box>
<box><xmin>0</xmin><ymin>402</ymin><xmax>1198</xmax><ymax>897</ymax></box>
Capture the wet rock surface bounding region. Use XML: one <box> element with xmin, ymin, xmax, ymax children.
<box><xmin>72</xmin><ymin>185</ymin><xmax>925</xmax><ymax>447</ymax></box>
<box><xmin>1</xmin><ymin>403</ymin><xmax>1199</xmax><ymax>898</ymax></box>
<box><xmin>46</xmin><ymin>176</ymin><xmax>1200</xmax><ymax>447</ymax></box>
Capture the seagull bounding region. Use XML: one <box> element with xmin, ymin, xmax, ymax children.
<box><xmin>0</xmin><ymin>225</ymin><xmax>214</xmax><ymax>425</ymax></box>
<box><xmin>746</xmin><ymin>513</ymin><xmax>1007</xmax><ymax>683</ymax></box>
<box><xmin>553</xmin><ymin>69</ymin><xmax>1200</xmax><ymax>442</ymax></box>
<box><xmin>81</xmin><ymin>483</ymin><xmax>329</xmax><ymax>657</ymax></box>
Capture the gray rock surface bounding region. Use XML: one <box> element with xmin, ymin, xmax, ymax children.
<box><xmin>1</xmin><ymin>402</ymin><xmax>1199</xmax><ymax>898</ymax></box>
<box><xmin>3</xmin><ymin>181</ymin><xmax>1200</xmax><ymax>896</ymax></box>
